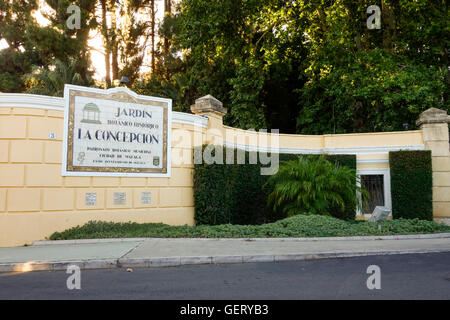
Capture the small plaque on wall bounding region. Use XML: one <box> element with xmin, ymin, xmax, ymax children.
<box><xmin>114</xmin><ymin>192</ymin><xmax>126</xmax><ymax>205</ymax></box>
<box><xmin>85</xmin><ymin>193</ymin><xmax>97</xmax><ymax>206</ymax></box>
<box><xmin>141</xmin><ymin>192</ymin><xmax>151</xmax><ymax>205</ymax></box>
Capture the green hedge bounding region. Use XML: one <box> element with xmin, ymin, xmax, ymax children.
<box><xmin>389</xmin><ymin>150</ymin><xmax>433</xmax><ymax>221</ymax></box>
<box><xmin>193</xmin><ymin>146</ymin><xmax>356</xmax><ymax>225</ymax></box>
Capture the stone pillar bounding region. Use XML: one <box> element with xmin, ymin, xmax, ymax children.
<box><xmin>190</xmin><ymin>95</ymin><xmax>227</xmax><ymax>145</ymax></box>
<box><xmin>416</xmin><ymin>108</ymin><xmax>450</xmax><ymax>224</ymax></box>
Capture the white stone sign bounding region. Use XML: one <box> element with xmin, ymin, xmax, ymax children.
<box><xmin>141</xmin><ymin>192</ymin><xmax>151</xmax><ymax>205</ymax></box>
<box><xmin>85</xmin><ymin>192</ymin><xmax>97</xmax><ymax>206</ymax></box>
<box><xmin>62</xmin><ymin>85</ymin><xmax>172</xmax><ymax>177</ymax></box>
<box><xmin>113</xmin><ymin>192</ymin><xmax>126</xmax><ymax>205</ymax></box>
<box><xmin>368</xmin><ymin>206</ymin><xmax>391</xmax><ymax>222</ymax></box>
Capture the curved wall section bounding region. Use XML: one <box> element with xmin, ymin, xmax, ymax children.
<box><xmin>0</xmin><ymin>94</ymin><xmax>207</xmax><ymax>246</ymax></box>
<box><xmin>2</xmin><ymin>92</ymin><xmax>448</xmax><ymax>247</ymax></box>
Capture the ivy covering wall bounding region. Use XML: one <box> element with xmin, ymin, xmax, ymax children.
<box><xmin>389</xmin><ymin>150</ymin><xmax>433</xmax><ymax>221</ymax></box>
<box><xmin>193</xmin><ymin>146</ymin><xmax>356</xmax><ymax>225</ymax></box>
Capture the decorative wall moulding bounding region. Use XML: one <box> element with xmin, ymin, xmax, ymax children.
<box><xmin>223</xmin><ymin>141</ymin><xmax>425</xmax><ymax>156</ymax></box>
<box><xmin>0</xmin><ymin>92</ymin><xmax>208</xmax><ymax>128</ymax></box>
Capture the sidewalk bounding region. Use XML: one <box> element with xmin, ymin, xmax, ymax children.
<box><xmin>1</xmin><ymin>234</ymin><xmax>449</xmax><ymax>272</ymax></box>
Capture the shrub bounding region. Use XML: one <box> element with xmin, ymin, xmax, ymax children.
<box><xmin>194</xmin><ymin>147</ymin><xmax>273</xmax><ymax>225</ymax></box>
<box><xmin>49</xmin><ymin>215</ymin><xmax>450</xmax><ymax>240</ymax></box>
<box><xmin>389</xmin><ymin>150</ymin><xmax>433</xmax><ymax>220</ymax></box>
<box><xmin>264</xmin><ymin>156</ymin><xmax>363</xmax><ymax>219</ymax></box>
<box><xmin>193</xmin><ymin>146</ymin><xmax>357</xmax><ymax>225</ymax></box>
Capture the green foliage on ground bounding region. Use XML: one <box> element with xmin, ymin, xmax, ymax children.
<box><xmin>49</xmin><ymin>214</ymin><xmax>450</xmax><ymax>240</ymax></box>
<box><xmin>194</xmin><ymin>146</ymin><xmax>357</xmax><ymax>225</ymax></box>
<box><xmin>265</xmin><ymin>156</ymin><xmax>364</xmax><ymax>220</ymax></box>
<box><xmin>390</xmin><ymin>150</ymin><xmax>433</xmax><ymax>221</ymax></box>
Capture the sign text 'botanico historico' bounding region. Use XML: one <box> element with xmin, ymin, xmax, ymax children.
<box><xmin>62</xmin><ymin>85</ymin><xmax>172</xmax><ymax>177</ymax></box>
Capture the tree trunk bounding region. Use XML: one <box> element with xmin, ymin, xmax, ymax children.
<box><xmin>110</xmin><ymin>0</ymin><xmax>119</xmax><ymax>81</ymax></box>
<box><xmin>381</xmin><ymin>0</ymin><xmax>396</xmax><ymax>52</ymax></box>
<box><xmin>317</xmin><ymin>5</ymin><xmax>327</xmax><ymax>34</ymax></box>
<box><xmin>100</xmin><ymin>0</ymin><xmax>111</xmax><ymax>88</ymax></box>
<box><xmin>151</xmin><ymin>0</ymin><xmax>156</xmax><ymax>74</ymax></box>
<box><xmin>163</xmin><ymin>0</ymin><xmax>171</xmax><ymax>55</ymax></box>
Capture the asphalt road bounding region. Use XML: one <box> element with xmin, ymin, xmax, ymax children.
<box><xmin>0</xmin><ymin>252</ymin><xmax>449</xmax><ymax>300</ymax></box>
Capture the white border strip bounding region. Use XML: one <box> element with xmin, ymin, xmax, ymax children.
<box><xmin>356</xmin><ymin>168</ymin><xmax>392</xmax><ymax>217</ymax></box>
<box><xmin>172</xmin><ymin>111</ymin><xmax>208</xmax><ymax>128</ymax></box>
<box><xmin>324</xmin><ymin>145</ymin><xmax>425</xmax><ymax>155</ymax></box>
<box><xmin>224</xmin><ymin>141</ymin><xmax>425</xmax><ymax>156</ymax></box>
<box><xmin>0</xmin><ymin>93</ymin><xmax>208</xmax><ymax>128</ymax></box>
<box><xmin>0</xmin><ymin>93</ymin><xmax>64</xmax><ymax>111</ymax></box>
<box><xmin>357</xmin><ymin>158</ymin><xmax>389</xmax><ymax>165</ymax></box>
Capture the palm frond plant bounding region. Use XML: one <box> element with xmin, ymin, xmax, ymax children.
<box><xmin>264</xmin><ymin>156</ymin><xmax>367</xmax><ymax>220</ymax></box>
<box><xmin>23</xmin><ymin>59</ymin><xmax>90</xmax><ymax>97</ymax></box>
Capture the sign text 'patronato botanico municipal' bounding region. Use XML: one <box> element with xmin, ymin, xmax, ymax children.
<box><xmin>62</xmin><ymin>85</ymin><xmax>172</xmax><ymax>177</ymax></box>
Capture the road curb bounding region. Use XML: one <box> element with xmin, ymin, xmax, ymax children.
<box><xmin>32</xmin><ymin>238</ymin><xmax>147</xmax><ymax>246</ymax></box>
<box><xmin>2</xmin><ymin>248</ymin><xmax>449</xmax><ymax>273</ymax></box>
<box><xmin>32</xmin><ymin>232</ymin><xmax>450</xmax><ymax>246</ymax></box>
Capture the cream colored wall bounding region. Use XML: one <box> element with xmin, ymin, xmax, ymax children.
<box><xmin>0</xmin><ymin>106</ymin><xmax>202</xmax><ymax>246</ymax></box>
<box><xmin>2</xmin><ymin>93</ymin><xmax>449</xmax><ymax>247</ymax></box>
<box><xmin>422</xmin><ymin>123</ymin><xmax>450</xmax><ymax>221</ymax></box>
<box><xmin>223</xmin><ymin>125</ymin><xmax>423</xmax><ymax>171</ymax></box>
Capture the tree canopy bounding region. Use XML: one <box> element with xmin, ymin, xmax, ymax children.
<box><xmin>0</xmin><ymin>0</ymin><xmax>448</xmax><ymax>134</ymax></box>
